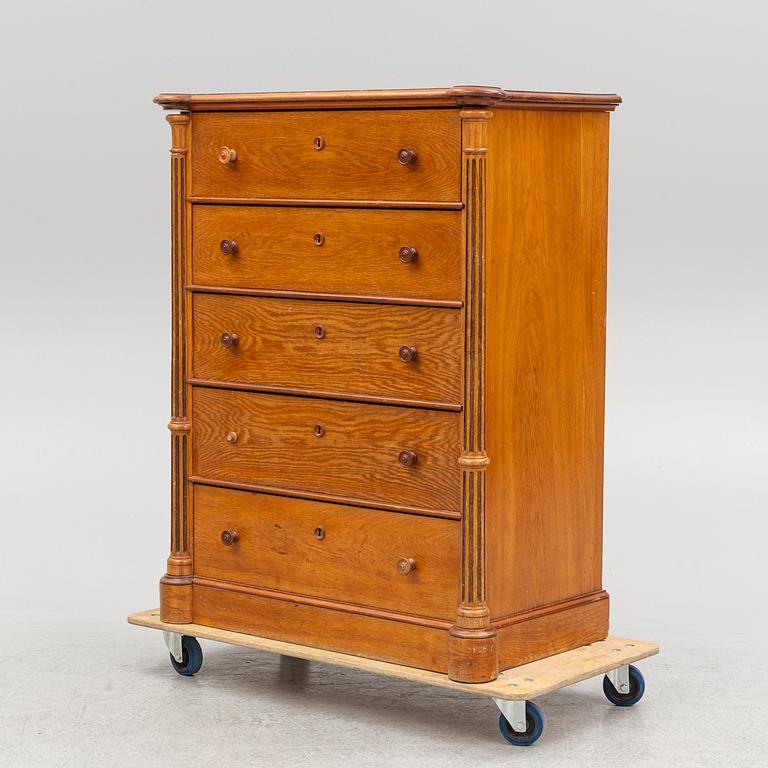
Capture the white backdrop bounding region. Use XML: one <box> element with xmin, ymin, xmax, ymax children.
<box><xmin>0</xmin><ymin>0</ymin><xmax>765</xmax><ymax>623</ymax></box>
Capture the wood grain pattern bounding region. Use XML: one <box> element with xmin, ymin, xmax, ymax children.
<box><xmin>192</xmin><ymin>205</ymin><xmax>462</xmax><ymax>302</ymax></box>
<box><xmin>193</xmin><ymin>485</ymin><xmax>460</xmax><ymax>619</ymax></box>
<box><xmin>130</xmin><ymin>608</ymin><xmax>654</xmax><ymax>700</ymax></box>
<box><xmin>156</xmin><ymin>86</ymin><xmax>621</xmax><ymax>112</ymax></box>
<box><xmin>190</xmin><ymin>585</ymin><xmax>452</xmax><ymax>672</ymax></box>
<box><xmin>191</xmin><ymin>388</ymin><xmax>462</xmax><ymax>514</ymax></box>
<box><xmin>191</xmin><ymin>110</ymin><xmax>460</xmax><ymax>201</ymax></box>
<box><xmin>497</xmin><ymin>595</ymin><xmax>609</xmax><ymax>670</ymax></box>
<box><xmin>485</xmin><ymin>109</ymin><xmax>610</xmax><ymax>619</ymax></box>
<box><xmin>191</xmin><ymin>293</ymin><xmax>462</xmax><ymax>406</ymax></box>
<box><xmin>190</xmin><ymin>476</ymin><xmax>461</xmax><ymax>520</ymax></box>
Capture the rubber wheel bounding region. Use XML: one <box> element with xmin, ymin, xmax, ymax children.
<box><xmin>603</xmin><ymin>664</ymin><xmax>645</xmax><ymax>706</ymax></box>
<box><xmin>170</xmin><ymin>636</ymin><xmax>203</xmax><ymax>676</ymax></box>
<box><xmin>498</xmin><ymin>701</ymin><xmax>545</xmax><ymax>746</ymax></box>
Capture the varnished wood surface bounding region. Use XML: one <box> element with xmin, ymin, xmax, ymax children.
<box><xmin>155</xmin><ymin>86</ymin><xmax>621</xmax><ymax>112</ymax></box>
<box><xmin>497</xmin><ymin>595</ymin><xmax>608</xmax><ymax>669</ymax></box>
<box><xmin>190</xmin><ymin>476</ymin><xmax>461</xmax><ymax>520</ymax></box>
<box><xmin>193</xmin><ymin>485</ymin><xmax>460</xmax><ymax>619</ymax></box>
<box><xmin>129</xmin><ymin>609</ymin><xmax>655</xmax><ymax>701</ymax></box>
<box><xmin>192</xmin><ymin>205</ymin><xmax>462</xmax><ymax>302</ymax></box>
<box><xmin>485</xmin><ymin>109</ymin><xmax>610</xmax><ymax>619</ymax></box>
<box><xmin>191</xmin><ymin>293</ymin><xmax>462</xmax><ymax>406</ymax></box>
<box><xmin>191</xmin><ymin>110</ymin><xmax>460</xmax><ymax>201</ymax></box>
<box><xmin>192</xmin><ymin>388</ymin><xmax>462</xmax><ymax>514</ymax></box>
<box><xmin>191</xmin><ymin>586</ymin><xmax>452</xmax><ymax>672</ymax></box>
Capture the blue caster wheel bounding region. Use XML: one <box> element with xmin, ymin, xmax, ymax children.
<box><xmin>498</xmin><ymin>701</ymin><xmax>545</xmax><ymax>746</ymax></box>
<box><xmin>170</xmin><ymin>636</ymin><xmax>203</xmax><ymax>677</ymax></box>
<box><xmin>603</xmin><ymin>664</ymin><xmax>645</xmax><ymax>706</ymax></box>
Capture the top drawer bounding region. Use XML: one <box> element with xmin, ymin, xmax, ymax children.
<box><xmin>191</xmin><ymin>110</ymin><xmax>461</xmax><ymax>202</ymax></box>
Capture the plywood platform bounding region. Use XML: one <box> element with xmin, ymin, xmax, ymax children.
<box><xmin>128</xmin><ymin>609</ymin><xmax>658</xmax><ymax>701</ymax></box>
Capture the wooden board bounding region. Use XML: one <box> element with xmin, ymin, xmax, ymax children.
<box><xmin>128</xmin><ymin>609</ymin><xmax>657</xmax><ymax>701</ymax></box>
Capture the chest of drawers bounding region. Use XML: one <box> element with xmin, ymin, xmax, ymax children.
<box><xmin>154</xmin><ymin>86</ymin><xmax>621</xmax><ymax>683</ymax></box>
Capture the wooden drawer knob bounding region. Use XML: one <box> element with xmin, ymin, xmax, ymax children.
<box><xmin>220</xmin><ymin>530</ymin><xmax>239</xmax><ymax>546</ymax></box>
<box><xmin>398</xmin><ymin>345</ymin><xmax>417</xmax><ymax>363</ymax></box>
<box><xmin>396</xmin><ymin>557</ymin><xmax>416</xmax><ymax>575</ymax></box>
<box><xmin>218</xmin><ymin>146</ymin><xmax>237</xmax><ymax>164</ymax></box>
<box><xmin>398</xmin><ymin>449</ymin><xmax>417</xmax><ymax>467</ymax></box>
<box><xmin>220</xmin><ymin>331</ymin><xmax>239</xmax><ymax>349</ymax></box>
<box><xmin>399</xmin><ymin>246</ymin><xmax>418</xmax><ymax>264</ymax></box>
<box><xmin>397</xmin><ymin>147</ymin><xmax>417</xmax><ymax>165</ymax></box>
<box><xmin>219</xmin><ymin>239</ymin><xmax>238</xmax><ymax>256</ymax></box>
<box><xmin>225</xmin><ymin>431</ymin><xmax>238</xmax><ymax>444</ymax></box>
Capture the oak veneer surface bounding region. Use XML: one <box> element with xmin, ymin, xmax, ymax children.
<box><xmin>191</xmin><ymin>110</ymin><xmax>461</xmax><ymax>201</ymax></box>
<box><xmin>193</xmin><ymin>485</ymin><xmax>460</xmax><ymax>619</ymax></box>
<box><xmin>191</xmin><ymin>387</ymin><xmax>462</xmax><ymax>515</ymax></box>
<box><xmin>485</xmin><ymin>109</ymin><xmax>609</xmax><ymax>618</ymax></box>
<box><xmin>191</xmin><ymin>205</ymin><xmax>462</xmax><ymax>302</ymax></box>
<box><xmin>192</xmin><ymin>584</ymin><xmax>452</xmax><ymax>672</ymax></box>
<box><xmin>191</xmin><ymin>293</ymin><xmax>462</xmax><ymax>406</ymax></box>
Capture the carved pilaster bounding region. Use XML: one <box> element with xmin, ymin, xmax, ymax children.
<box><xmin>160</xmin><ymin>113</ymin><xmax>193</xmax><ymax>622</ymax></box>
<box><xmin>448</xmin><ymin>110</ymin><xmax>498</xmax><ymax>682</ymax></box>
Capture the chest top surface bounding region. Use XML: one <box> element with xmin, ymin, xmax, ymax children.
<box><xmin>154</xmin><ymin>85</ymin><xmax>621</xmax><ymax>112</ymax></box>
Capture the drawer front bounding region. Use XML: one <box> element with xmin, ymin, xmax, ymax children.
<box><xmin>192</xmin><ymin>294</ymin><xmax>462</xmax><ymax>407</ymax></box>
<box><xmin>193</xmin><ymin>485</ymin><xmax>460</xmax><ymax>619</ymax></box>
<box><xmin>192</xmin><ymin>205</ymin><xmax>462</xmax><ymax>302</ymax></box>
<box><xmin>192</xmin><ymin>388</ymin><xmax>462</xmax><ymax>515</ymax></box>
<box><xmin>191</xmin><ymin>110</ymin><xmax>460</xmax><ymax>201</ymax></box>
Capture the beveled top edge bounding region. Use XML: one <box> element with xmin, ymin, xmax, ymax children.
<box><xmin>154</xmin><ymin>86</ymin><xmax>621</xmax><ymax>112</ymax></box>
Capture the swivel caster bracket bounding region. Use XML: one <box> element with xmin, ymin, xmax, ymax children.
<box><xmin>163</xmin><ymin>630</ymin><xmax>183</xmax><ymax>663</ymax></box>
<box><xmin>494</xmin><ymin>698</ymin><xmax>528</xmax><ymax>733</ymax></box>
<box><xmin>606</xmin><ymin>664</ymin><xmax>630</xmax><ymax>695</ymax></box>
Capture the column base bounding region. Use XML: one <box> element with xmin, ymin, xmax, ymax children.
<box><xmin>159</xmin><ymin>575</ymin><xmax>193</xmax><ymax>623</ymax></box>
<box><xmin>447</xmin><ymin>625</ymin><xmax>499</xmax><ymax>682</ymax></box>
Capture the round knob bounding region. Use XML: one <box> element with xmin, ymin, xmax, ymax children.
<box><xmin>220</xmin><ymin>332</ymin><xmax>239</xmax><ymax>349</ymax></box>
<box><xmin>220</xmin><ymin>530</ymin><xmax>239</xmax><ymax>546</ymax></box>
<box><xmin>218</xmin><ymin>146</ymin><xmax>237</xmax><ymax>164</ymax></box>
<box><xmin>398</xmin><ymin>450</ymin><xmax>417</xmax><ymax>467</ymax></box>
<box><xmin>397</xmin><ymin>148</ymin><xmax>417</xmax><ymax>165</ymax></box>
<box><xmin>399</xmin><ymin>246</ymin><xmax>418</xmax><ymax>264</ymax></box>
<box><xmin>398</xmin><ymin>345</ymin><xmax>417</xmax><ymax>363</ymax></box>
<box><xmin>226</xmin><ymin>431</ymin><xmax>238</xmax><ymax>444</ymax></box>
<box><xmin>219</xmin><ymin>239</ymin><xmax>238</xmax><ymax>256</ymax></box>
<box><xmin>396</xmin><ymin>557</ymin><xmax>416</xmax><ymax>575</ymax></box>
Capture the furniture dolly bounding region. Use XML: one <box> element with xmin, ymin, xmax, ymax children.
<box><xmin>132</xmin><ymin>85</ymin><xmax>659</xmax><ymax>747</ymax></box>
<box><xmin>129</xmin><ymin>609</ymin><xmax>657</xmax><ymax>746</ymax></box>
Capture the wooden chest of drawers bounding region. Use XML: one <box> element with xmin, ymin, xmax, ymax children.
<box><xmin>154</xmin><ymin>86</ymin><xmax>621</xmax><ymax>683</ymax></box>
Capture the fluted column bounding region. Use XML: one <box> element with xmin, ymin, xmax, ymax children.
<box><xmin>160</xmin><ymin>113</ymin><xmax>193</xmax><ymax>622</ymax></box>
<box><xmin>448</xmin><ymin>109</ymin><xmax>498</xmax><ymax>682</ymax></box>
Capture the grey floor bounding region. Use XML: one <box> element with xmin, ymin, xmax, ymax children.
<box><xmin>1</xmin><ymin>611</ymin><xmax>765</xmax><ymax>767</ymax></box>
